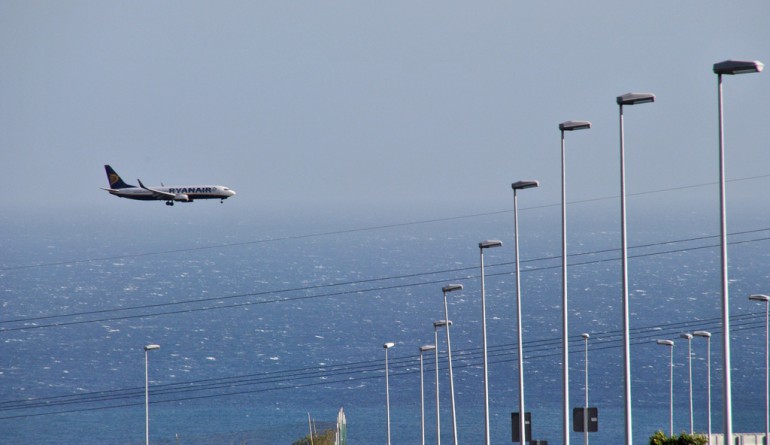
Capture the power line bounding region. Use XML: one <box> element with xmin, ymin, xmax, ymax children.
<box><xmin>1</xmin><ymin>311</ymin><xmax>764</xmax><ymax>420</ymax></box>
<box><xmin>2</xmin><ymin>174</ymin><xmax>768</xmax><ymax>273</ymax></box>
<box><xmin>2</xmin><ymin>228</ymin><xmax>769</xmax><ymax>332</ymax></box>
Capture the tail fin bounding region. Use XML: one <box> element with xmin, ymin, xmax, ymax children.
<box><xmin>104</xmin><ymin>165</ymin><xmax>135</xmax><ymax>189</ymax></box>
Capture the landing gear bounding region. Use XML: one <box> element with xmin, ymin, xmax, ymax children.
<box><xmin>220</xmin><ymin>199</ymin><xmax>224</xmax><ymax>204</ymax></box>
<box><xmin>165</xmin><ymin>201</ymin><xmax>174</xmax><ymax>206</ymax></box>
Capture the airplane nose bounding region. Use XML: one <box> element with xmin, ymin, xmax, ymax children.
<box><xmin>228</xmin><ymin>189</ymin><xmax>236</xmax><ymax>196</ymax></box>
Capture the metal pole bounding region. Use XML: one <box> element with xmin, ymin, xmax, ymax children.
<box><xmin>681</xmin><ymin>334</ymin><xmax>694</xmax><ymax>434</ymax></box>
<box><xmin>752</xmin><ymin>296</ymin><xmax>770</xmax><ymax>444</ymax></box>
<box><xmin>560</xmin><ymin>129</ymin><xmax>571</xmax><ymax>445</ymax></box>
<box><xmin>420</xmin><ymin>348</ymin><xmax>426</xmax><ymax>445</ymax></box>
<box><xmin>145</xmin><ymin>349</ymin><xmax>150</xmax><ymax>445</ymax></box>
<box><xmin>557</xmin><ymin>121</ymin><xmax>589</xmax><ymax>445</ymax></box>
<box><xmin>706</xmin><ymin>336</ymin><xmax>712</xmax><ymax>445</ymax></box>
<box><xmin>717</xmin><ymin>72</ymin><xmax>734</xmax><ymax>445</ymax></box>
<box><xmin>434</xmin><ymin>325</ymin><xmax>441</xmax><ymax>445</ymax></box>
<box><xmin>514</xmin><ymin>189</ymin><xmax>526</xmax><ymax>445</ymax></box>
<box><xmin>384</xmin><ymin>343</ymin><xmax>394</xmax><ymax>445</ymax></box>
<box><xmin>480</xmin><ymin>247</ymin><xmax>491</xmax><ymax>445</ymax></box>
<box><xmin>694</xmin><ymin>331</ymin><xmax>712</xmax><ymax>444</ymax></box>
<box><xmin>583</xmin><ymin>333</ymin><xmax>590</xmax><ymax>445</ymax></box>
<box><xmin>442</xmin><ymin>290</ymin><xmax>459</xmax><ymax>445</ymax></box>
<box><xmin>308</xmin><ymin>413</ymin><xmax>314</xmax><ymax>445</ymax></box>
<box><xmin>669</xmin><ymin>343</ymin><xmax>674</xmax><ymax>437</ymax></box>
<box><xmin>419</xmin><ymin>345</ymin><xmax>436</xmax><ymax>445</ymax></box>
<box><xmin>144</xmin><ymin>344</ymin><xmax>159</xmax><ymax>445</ymax></box>
<box><xmin>657</xmin><ymin>340</ymin><xmax>674</xmax><ymax>437</ymax></box>
<box><xmin>619</xmin><ymin>103</ymin><xmax>633</xmax><ymax>445</ymax></box>
<box><xmin>765</xmin><ymin>301</ymin><xmax>770</xmax><ymax>445</ymax></box>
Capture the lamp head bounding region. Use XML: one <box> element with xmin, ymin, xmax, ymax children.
<box><xmin>433</xmin><ymin>320</ymin><xmax>452</xmax><ymax>328</ymax></box>
<box><xmin>581</xmin><ymin>333</ymin><xmax>590</xmax><ymax>340</ymax></box>
<box><xmin>442</xmin><ymin>284</ymin><xmax>463</xmax><ymax>293</ymax></box>
<box><xmin>693</xmin><ymin>331</ymin><xmax>712</xmax><ymax>338</ymax></box>
<box><xmin>512</xmin><ymin>180</ymin><xmax>539</xmax><ymax>190</ymax></box>
<box><xmin>617</xmin><ymin>93</ymin><xmax>656</xmax><ymax>106</ymax></box>
<box><xmin>656</xmin><ymin>339</ymin><xmax>674</xmax><ymax>346</ymax></box>
<box><xmin>479</xmin><ymin>240</ymin><xmax>503</xmax><ymax>249</ymax></box>
<box><xmin>383</xmin><ymin>342</ymin><xmax>395</xmax><ymax>349</ymax></box>
<box><xmin>419</xmin><ymin>345</ymin><xmax>436</xmax><ymax>352</ymax></box>
<box><xmin>144</xmin><ymin>344</ymin><xmax>160</xmax><ymax>351</ymax></box>
<box><xmin>714</xmin><ymin>60</ymin><xmax>764</xmax><ymax>75</ymax></box>
<box><xmin>680</xmin><ymin>333</ymin><xmax>693</xmax><ymax>340</ymax></box>
<box><xmin>559</xmin><ymin>120</ymin><xmax>591</xmax><ymax>131</ymax></box>
<box><xmin>749</xmin><ymin>294</ymin><xmax>770</xmax><ymax>302</ymax></box>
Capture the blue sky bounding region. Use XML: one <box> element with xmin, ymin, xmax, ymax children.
<box><xmin>1</xmin><ymin>1</ymin><xmax>769</xmax><ymax>222</ymax></box>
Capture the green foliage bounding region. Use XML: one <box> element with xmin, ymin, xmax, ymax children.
<box><xmin>292</xmin><ymin>429</ymin><xmax>336</xmax><ymax>445</ymax></box>
<box><xmin>649</xmin><ymin>430</ymin><xmax>708</xmax><ymax>445</ymax></box>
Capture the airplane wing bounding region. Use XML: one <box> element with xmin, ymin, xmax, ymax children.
<box><xmin>137</xmin><ymin>179</ymin><xmax>176</xmax><ymax>200</ymax></box>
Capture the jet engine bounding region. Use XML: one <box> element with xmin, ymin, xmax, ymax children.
<box><xmin>174</xmin><ymin>193</ymin><xmax>191</xmax><ymax>202</ymax></box>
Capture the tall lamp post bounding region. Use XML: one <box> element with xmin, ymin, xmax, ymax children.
<box><xmin>420</xmin><ymin>345</ymin><xmax>437</xmax><ymax>445</ymax></box>
<box><xmin>384</xmin><ymin>342</ymin><xmax>396</xmax><ymax>445</ymax></box>
<box><xmin>749</xmin><ymin>293</ymin><xmax>770</xmax><ymax>444</ymax></box>
<box><xmin>713</xmin><ymin>59</ymin><xmax>764</xmax><ymax>444</ymax></box>
<box><xmin>433</xmin><ymin>320</ymin><xmax>451</xmax><ymax>445</ymax></box>
<box><xmin>582</xmin><ymin>333</ymin><xmax>590</xmax><ymax>445</ymax></box>
<box><xmin>680</xmin><ymin>333</ymin><xmax>694</xmax><ymax>434</ymax></box>
<box><xmin>511</xmin><ymin>180</ymin><xmax>538</xmax><ymax>444</ymax></box>
<box><xmin>657</xmin><ymin>339</ymin><xmax>675</xmax><ymax>437</ymax></box>
<box><xmin>144</xmin><ymin>344</ymin><xmax>160</xmax><ymax>445</ymax></box>
<box><xmin>617</xmin><ymin>92</ymin><xmax>655</xmax><ymax>445</ymax></box>
<box><xmin>693</xmin><ymin>331</ymin><xmax>712</xmax><ymax>444</ymax></box>
<box><xmin>441</xmin><ymin>283</ymin><xmax>463</xmax><ymax>445</ymax></box>
<box><xmin>558</xmin><ymin>119</ymin><xmax>591</xmax><ymax>445</ymax></box>
<box><xmin>479</xmin><ymin>239</ymin><xmax>502</xmax><ymax>445</ymax></box>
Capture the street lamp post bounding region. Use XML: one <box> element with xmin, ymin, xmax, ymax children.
<box><xmin>420</xmin><ymin>345</ymin><xmax>437</xmax><ymax>445</ymax></box>
<box><xmin>582</xmin><ymin>333</ymin><xmax>590</xmax><ymax>445</ymax></box>
<box><xmin>693</xmin><ymin>331</ymin><xmax>712</xmax><ymax>444</ymax></box>
<box><xmin>558</xmin><ymin>120</ymin><xmax>591</xmax><ymax>445</ymax></box>
<box><xmin>144</xmin><ymin>344</ymin><xmax>160</xmax><ymax>445</ymax></box>
<box><xmin>617</xmin><ymin>92</ymin><xmax>655</xmax><ymax>445</ymax></box>
<box><xmin>479</xmin><ymin>239</ymin><xmax>502</xmax><ymax>445</ymax></box>
<box><xmin>657</xmin><ymin>340</ymin><xmax>675</xmax><ymax>437</ymax></box>
<box><xmin>384</xmin><ymin>342</ymin><xmax>396</xmax><ymax>445</ymax></box>
<box><xmin>713</xmin><ymin>59</ymin><xmax>764</xmax><ymax>444</ymax></box>
<box><xmin>680</xmin><ymin>333</ymin><xmax>694</xmax><ymax>434</ymax></box>
<box><xmin>433</xmin><ymin>320</ymin><xmax>451</xmax><ymax>445</ymax></box>
<box><xmin>441</xmin><ymin>283</ymin><xmax>463</xmax><ymax>445</ymax></box>
<box><xmin>749</xmin><ymin>294</ymin><xmax>770</xmax><ymax>445</ymax></box>
<box><xmin>511</xmin><ymin>180</ymin><xmax>538</xmax><ymax>444</ymax></box>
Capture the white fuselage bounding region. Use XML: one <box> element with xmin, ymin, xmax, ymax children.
<box><xmin>108</xmin><ymin>185</ymin><xmax>236</xmax><ymax>202</ymax></box>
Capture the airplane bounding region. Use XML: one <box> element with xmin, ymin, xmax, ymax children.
<box><xmin>102</xmin><ymin>165</ymin><xmax>236</xmax><ymax>206</ymax></box>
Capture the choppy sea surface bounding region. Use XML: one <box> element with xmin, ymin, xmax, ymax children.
<box><xmin>3</xmin><ymin>198</ymin><xmax>770</xmax><ymax>445</ymax></box>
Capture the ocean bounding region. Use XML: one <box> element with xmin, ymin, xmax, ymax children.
<box><xmin>2</xmin><ymin>196</ymin><xmax>770</xmax><ymax>445</ymax></box>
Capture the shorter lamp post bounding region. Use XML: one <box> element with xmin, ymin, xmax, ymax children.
<box><xmin>511</xmin><ymin>180</ymin><xmax>538</xmax><ymax>445</ymax></box>
<box><xmin>657</xmin><ymin>340</ymin><xmax>675</xmax><ymax>436</ymax></box>
<box><xmin>420</xmin><ymin>345</ymin><xmax>436</xmax><ymax>445</ymax></box>
<box><xmin>433</xmin><ymin>320</ymin><xmax>452</xmax><ymax>445</ymax></box>
<box><xmin>144</xmin><ymin>344</ymin><xmax>160</xmax><ymax>445</ymax></box>
<box><xmin>441</xmin><ymin>283</ymin><xmax>463</xmax><ymax>445</ymax></box>
<box><xmin>384</xmin><ymin>342</ymin><xmax>396</xmax><ymax>445</ymax></box>
<box><xmin>479</xmin><ymin>240</ymin><xmax>502</xmax><ymax>445</ymax></box>
<box><xmin>693</xmin><ymin>331</ymin><xmax>712</xmax><ymax>444</ymax></box>
<box><xmin>680</xmin><ymin>333</ymin><xmax>694</xmax><ymax>434</ymax></box>
<box><xmin>582</xmin><ymin>333</ymin><xmax>590</xmax><ymax>445</ymax></box>
<box><xmin>750</xmin><ymin>293</ymin><xmax>770</xmax><ymax>444</ymax></box>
